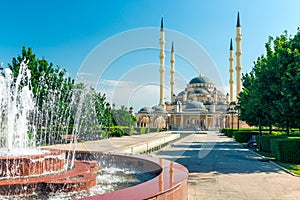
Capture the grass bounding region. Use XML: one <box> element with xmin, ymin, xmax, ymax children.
<box><xmin>275</xmin><ymin>162</ymin><xmax>300</xmax><ymax>176</ymax></box>
<box><xmin>255</xmin><ymin>150</ymin><xmax>300</xmax><ymax>176</ymax></box>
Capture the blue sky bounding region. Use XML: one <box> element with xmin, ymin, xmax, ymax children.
<box><xmin>0</xmin><ymin>0</ymin><xmax>300</xmax><ymax>109</ymax></box>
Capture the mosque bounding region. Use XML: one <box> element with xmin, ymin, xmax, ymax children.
<box><xmin>135</xmin><ymin>13</ymin><xmax>243</xmax><ymax>130</ymax></box>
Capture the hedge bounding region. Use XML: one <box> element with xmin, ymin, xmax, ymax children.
<box><xmin>256</xmin><ymin>135</ymin><xmax>287</xmax><ymax>153</ymax></box>
<box><xmin>271</xmin><ymin>138</ymin><xmax>300</xmax><ymax>164</ymax></box>
<box><xmin>124</xmin><ymin>127</ymin><xmax>134</xmax><ymax>135</ymax></box>
<box><xmin>221</xmin><ymin>128</ymin><xmax>236</xmax><ymax>137</ymax></box>
<box><xmin>234</xmin><ymin>131</ymin><xmax>258</xmax><ymax>143</ymax></box>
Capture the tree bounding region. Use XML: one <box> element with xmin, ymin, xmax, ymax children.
<box><xmin>8</xmin><ymin>46</ymin><xmax>76</xmax><ymax>144</ymax></box>
<box><xmin>111</xmin><ymin>106</ymin><xmax>134</xmax><ymax>127</ymax></box>
<box><xmin>238</xmin><ymin>29</ymin><xmax>300</xmax><ymax>135</ymax></box>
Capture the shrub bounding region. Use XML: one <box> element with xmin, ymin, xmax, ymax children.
<box><xmin>290</xmin><ymin>131</ymin><xmax>300</xmax><ymax>137</ymax></box>
<box><xmin>140</xmin><ymin>127</ymin><xmax>146</xmax><ymax>134</ymax></box>
<box><xmin>124</xmin><ymin>127</ymin><xmax>134</xmax><ymax>136</ymax></box>
<box><xmin>234</xmin><ymin>131</ymin><xmax>258</xmax><ymax>143</ymax></box>
<box><xmin>271</xmin><ymin>138</ymin><xmax>300</xmax><ymax>164</ymax></box>
<box><xmin>101</xmin><ymin>130</ymin><xmax>109</xmax><ymax>139</ymax></box>
<box><xmin>257</xmin><ymin>135</ymin><xmax>287</xmax><ymax>152</ymax></box>
<box><xmin>110</xmin><ymin>126</ymin><xmax>125</xmax><ymax>137</ymax></box>
<box><xmin>225</xmin><ymin>129</ymin><xmax>235</xmax><ymax>137</ymax></box>
<box><xmin>222</xmin><ymin>128</ymin><xmax>230</xmax><ymax>136</ymax></box>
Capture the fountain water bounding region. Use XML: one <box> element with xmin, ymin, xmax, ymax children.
<box><xmin>0</xmin><ymin>60</ymin><xmax>101</xmax><ymax>196</ymax></box>
<box><xmin>0</xmin><ymin>60</ymin><xmax>167</xmax><ymax>199</ymax></box>
<box><xmin>0</xmin><ymin>60</ymin><xmax>36</xmax><ymax>154</ymax></box>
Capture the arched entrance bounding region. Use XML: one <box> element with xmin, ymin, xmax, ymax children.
<box><xmin>153</xmin><ymin>116</ymin><xmax>166</xmax><ymax>128</ymax></box>
<box><xmin>139</xmin><ymin>116</ymin><xmax>150</xmax><ymax>127</ymax></box>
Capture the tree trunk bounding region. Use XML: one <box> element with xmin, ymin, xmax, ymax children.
<box><xmin>258</xmin><ymin>118</ymin><xmax>262</xmax><ymax>151</ymax></box>
<box><xmin>269</xmin><ymin>124</ymin><xmax>272</xmax><ymax>135</ymax></box>
<box><xmin>286</xmin><ymin>119</ymin><xmax>290</xmax><ymax>136</ymax></box>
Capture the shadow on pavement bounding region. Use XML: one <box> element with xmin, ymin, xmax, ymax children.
<box><xmin>156</xmin><ymin>139</ymin><xmax>283</xmax><ymax>174</ymax></box>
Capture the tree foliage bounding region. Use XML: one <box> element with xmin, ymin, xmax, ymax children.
<box><xmin>239</xmin><ymin>29</ymin><xmax>300</xmax><ymax>135</ymax></box>
<box><xmin>111</xmin><ymin>106</ymin><xmax>136</xmax><ymax>127</ymax></box>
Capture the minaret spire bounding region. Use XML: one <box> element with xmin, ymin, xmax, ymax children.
<box><xmin>159</xmin><ymin>17</ymin><xmax>165</xmax><ymax>106</ymax></box>
<box><xmin>229</xmin><ymin>38</ymin><xmax>234</xmax><ymax>102</ymax></box>
<box><xmin>230</xmin><ymin>38</ymin><xmax>233</xmax><ymax>50</ymax></box>
<box><xmin>170</xmin><ymin>42</ymin><xmax>175</xmax><ymax>103</ymax></box>
<box><xmin>236</xmin><ymin>12</ymin><xmax>241</xmax><ymax>27</ymax></box>
<box><xmin>235</xmin><ymin>12</ymin><xmax>242</xmax><ymax>99</ymax></box>
<box><xmin>160</xmin><ymin>17</ymin><xmax>164</xmax><ymax>31</ymax></box>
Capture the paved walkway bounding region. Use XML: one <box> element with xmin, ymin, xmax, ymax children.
<box><xmin>49</xmin><ymin>132</ymin><xmax>179</xmax><ymax>153</ymax></box>
<box><xmin>153</xmin><ymin>131</ymin><xmax>300</xmax><ymax>200</ymax></box>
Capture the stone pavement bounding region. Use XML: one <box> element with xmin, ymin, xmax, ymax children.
<box><xmin>153</xmin><ymin>131</ymin><xmax>300</xmax><ymax>200</ymax></box>
<box><xmin>48</xmin><ymin>131</ymin><xmax>179</xmax><ymax>153</ymax></box>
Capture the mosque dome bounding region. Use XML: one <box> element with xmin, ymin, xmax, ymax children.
<box><xmin>152</xmin><ymin>105</ymin><xmax>167</xmax><ymax>113</ymax></box>
<box><xmin>138</xmin><ymin>107</ymin><xmax>153</xmax><ymax>113</ymax></box>
<box><xmin>193</xmin><ymin>88</ymin><xmax>209</xmax><ymax>95</ymax></box>
<box><xmin>184</xmin><ymin>101</ymin><xmax>206</xmax><ymax>110</ymax></box>
<box><xmin>189</xmin><ymin>73</ymin><xmax>212</xmax><ymax>84</ymax></box>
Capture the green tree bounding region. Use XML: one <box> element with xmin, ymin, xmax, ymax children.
<box><xmin>111</xmin><ymin>106</ymin><xmax>135</xmax><ymax>127</ymax></box>
<box><xmin>8</xmin><ymin>46</ymin><xmax>76</xmax><ymax>144</ymax></box>
<box><xmin>239</xmin><ymin>29</ymin><xmax>300</xmax><ymax>135</ymax></box>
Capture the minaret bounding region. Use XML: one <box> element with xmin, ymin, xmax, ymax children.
<box><xmin>229</xmin><ymin>38</ymin><xmax>234</xmax><ymax>102</ymax></box>
<box><xmin>159</xmin><ymin>17</ymin><xmax>165</xmax><ymax>106</ymax></box>
<box><xmin>235</xmin><ymin>12</ymin><xmax>242</xmax><ymax>99</ymax></box>
<box><xmin>170</xmin><ymin>42</ymin><xmax>175</xmax><ymax>103</ymax></box>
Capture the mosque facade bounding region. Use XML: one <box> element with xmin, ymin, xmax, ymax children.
<box><xmin>135</xmin><ymin>13</ymin><xmax>242</xmax><ymax>130</ymax></box>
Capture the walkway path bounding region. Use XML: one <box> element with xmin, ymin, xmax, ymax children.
<box><xmin>153</xmin><ymin>131</ymin><xmax>300</xmax><ymax>200</ymax></box>
<box><xmin>49</xmin><ymin>131</ymin><xmax>179</xmax><ymax>153</ymax></box>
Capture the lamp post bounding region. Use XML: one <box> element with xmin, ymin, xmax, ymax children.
<box><xmin>129</xmin><ymin>106</ymin><xmax>133</xmax><ymax>127</ymax></box>
<box><xmin>228</xmin><ymin>101</ymin><xmax>237</xmax><ymax>130</ymax></box>
<box><xmin>167</xmin><ymin>114</ymin><xmax>171</xmax><ymax>131</ymax></box>
<box><xmin>237</xmin><ymin>106</ymin><xmax>240</xmax><ymax>130</ymax></box>
<box><xmin>105</xmin><ymin>102</ymin><xmax>111</xmax><ymax>138</ymax></box>
<box><xmin>129</xmin><ymin>106</ymin><xmax>134</xmax><ymax>135</ymax></box>
<box><xmin>231</xmin><ymin>110</ymin><xmax>234</xmax><ymax>129</ymax></box>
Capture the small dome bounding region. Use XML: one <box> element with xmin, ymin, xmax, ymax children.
<box><xmin>193</xmin><ymin>88</ymin><xmax>209</xmax><ymax>95</ymax></box>
<box><xmin>152</xmin><ymin>105</ymin><xmax>167</xmax><ymax>113</ymax></box>
<box><xmin>203</xmin><ymin>101</ymin><xmax>214</xmax><ymax>105</ymax></box>
<box><xmin>138</xmin><ymin>107</ymin><xmax>153</xmax><ymax>113</ymax></box>
<box><xmin>177</xmin><ymin>91</ymin><xmax>187</xmax><ymax>96</ymax></box>
<box><xmin>184</xmin><ymin>101</ymin><xmax>206</xmax><ymax>110</ymax></box>
<box><xmin>189</xmin><ymin>74</ymin><xmax>212</xmax><ymax>84</ymax></box>
<box><xmin>229</xmin><ymin>101</ymin><xmax>237</xmax><ymax>106</ymax></box>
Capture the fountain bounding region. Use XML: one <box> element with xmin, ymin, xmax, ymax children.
<box><xmin>0</xmin><ymin>60</ymin><xmax>188</xmax><ymax>199</ymax></box>
<box><xmin>0</xmin><ymin>60</ymin><xmax>99</xmax><ymax>196</ymax></box>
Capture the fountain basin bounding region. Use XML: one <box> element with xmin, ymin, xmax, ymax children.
<box><xmin>74</xmin><ymin>151</ymin><xmax>189</xmax><ymax>200</ymax></box>
<box><xmin>0</xmin><ymin>160</ymin><xmax>98</xmax><ymax>195</ymax></box>
<box><xmin>0</xmin><ymin>149</ymin><xmax>66</xmax><ymax>178</ymax></box>
<box><xmin>0</xmin><ymin>150</ymin><xmax>188</xmax><ymax>199</ymax></box>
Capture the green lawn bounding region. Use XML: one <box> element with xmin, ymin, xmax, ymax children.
<box><xmin>275</xmin><ymin>162</ymin><xmax>300</xmax><ymax>176</ymax></box>
<box><xmin>254</xmin><ymin>150</ymin><xmax>300</xmax><ymax>176</ymax></box>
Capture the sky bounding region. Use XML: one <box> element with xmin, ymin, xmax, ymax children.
<box><xmin>0</xmin><ymin>0</ymin><xmax>300</xmax><ymax>111</ymax></box>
